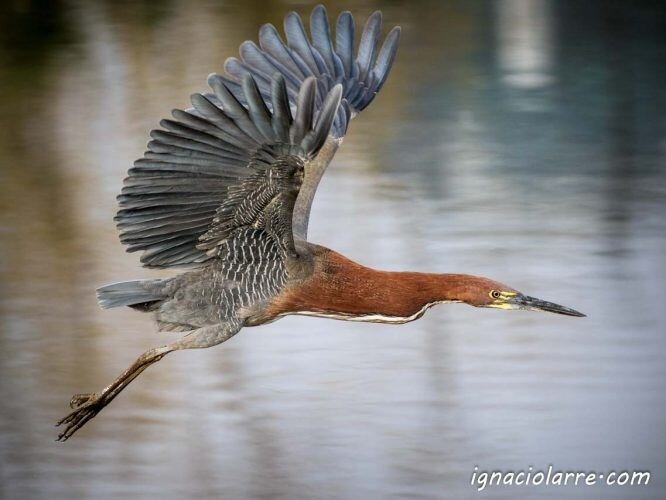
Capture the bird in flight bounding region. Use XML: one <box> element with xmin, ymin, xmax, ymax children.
<box><xmin>57</xmin><ymin>5</ymin><xmax>584</xmax><ymax>441</ymax></box>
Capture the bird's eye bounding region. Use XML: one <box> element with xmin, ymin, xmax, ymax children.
<box><xmin>490</xmin><ymin>290</ymin><xmax>502</xmax><ymax>299</ymax></box>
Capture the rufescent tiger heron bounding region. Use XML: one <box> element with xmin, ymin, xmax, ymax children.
<box><xmin>56</xmin><ymin>5</ymin><xmax>584</xmax><ymax>441</ymax></box>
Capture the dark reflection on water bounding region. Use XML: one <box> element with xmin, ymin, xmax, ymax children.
<box><xmin>1</xmin><ymin>1</ymin><xmax>665</xmax><ymax>498</ymax></box>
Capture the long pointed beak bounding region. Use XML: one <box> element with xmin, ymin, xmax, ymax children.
<box><xmin>513</xmin><ymin>294</ymin><xmax>586</xmax><ymax>317</ymax></box>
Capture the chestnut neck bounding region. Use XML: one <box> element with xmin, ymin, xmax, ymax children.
<box><xmin>271</xmin><ymin>248</ymin><xmax>497</xmax><ymax>319</ymax></box>
<box><xmin>382</xmin><ymin>271</ymin><xmax>486</xmax><ymax>306</ymax></box>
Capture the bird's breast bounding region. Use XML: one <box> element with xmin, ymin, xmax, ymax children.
<box><xmin>286</xmin><ymin>301</ymin><xmax>452</xmax><ymax>324</ymax></box>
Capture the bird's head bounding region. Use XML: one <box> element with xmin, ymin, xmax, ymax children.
<box><xmin>457</xmin><ymin>277</ymin><xmax>585</xmax><ymax>317</ymax></box>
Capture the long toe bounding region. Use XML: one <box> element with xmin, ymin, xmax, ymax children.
<box><xmin>56</xmin><ymin>400</ymin><xmax>102</xmax><ymax>441</ymax></box>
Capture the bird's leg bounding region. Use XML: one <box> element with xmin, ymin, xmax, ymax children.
<box><xmin>56</xmin><ymin>321</ymin><xmax>242</xmax><ymax>441</ymax></box>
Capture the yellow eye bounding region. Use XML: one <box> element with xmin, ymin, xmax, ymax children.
<box><xmin>490</xmin><ymin>290</ymin><xmax>502</xmax><ymax>300</ymax></box>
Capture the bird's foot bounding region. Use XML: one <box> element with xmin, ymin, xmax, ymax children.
<box><xmin>56</xmin><ymin>392</ymin><xmax>105</xmax><ymax>441</ymax></box>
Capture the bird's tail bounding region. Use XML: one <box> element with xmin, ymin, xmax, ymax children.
<box><xmin>96</xmin><ymin>279</ymin><xmax>168</xmax><ymax>311</ymax></box>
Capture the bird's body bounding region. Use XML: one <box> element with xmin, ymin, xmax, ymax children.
<box><xmin>57</xmin><ymin>5</ymin><xmax>583</xmax><ymax>441</ymax></box>
<box><xmin>107</xmin><ymin>243</ymin><xmax>507</xmax><ymax>330</ymax></box>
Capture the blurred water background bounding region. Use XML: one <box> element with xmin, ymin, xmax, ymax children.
<box><xmin>1</xmin><ymin>0</ymin><xmax>665</xmax><ymax>498</ymax></box>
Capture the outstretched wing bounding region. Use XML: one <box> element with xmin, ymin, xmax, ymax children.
<box><xmin>218</xmin><ymin>5</ymin><xmax>401</xmax><ymax>238</ymax></box>
<box><xmin>116</xmin><ymin>75</ymin><xmax>342</xmax><ymax>268</ymax></box>
<box><xmin>220</xmin><ymin>5</ymin><xmax>400</xmax><ymax>138</ymax></box>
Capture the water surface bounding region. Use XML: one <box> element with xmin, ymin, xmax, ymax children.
<box><xmin>1</xmin><ymin>1</ymin><xmax>665</xmax><ymax>499</ymax></box>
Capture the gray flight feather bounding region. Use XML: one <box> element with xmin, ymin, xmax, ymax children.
<box><xmin>356</xmin><ymin>11</ymin><xmax>382</xmax><ymax>82</ymax></box>
<box><xmin>270</xmin><ymin>74</ymin><xmax>292</xmax><ymax>141</ymax></box>
<box><xmin>310</xmin><ymin>5</ymin><xmax>335</xmax><ymax>75</ymax></box>
<box><xmin>290</xmin><ymin>77</ymin><xmax>316</xmax><ymax>145</ymax></box>
<box><xmin>242</xmin><ymin>74</ymin><xmax>275</xmax><ymax>141</ymax></box>
<box><xmin>284</xmin><ymin>12</ymin><xmax>319</xmax><ymax>75</ymax></box>
<box><xmin>226</xmin><ymin>5</ymin><xmax>400</xmax><ymax>136</ymax></box>
<box><xmin>336</xmin><ymin>11</ymin><xmax>354</xmax><ymax>77</ymax></box>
